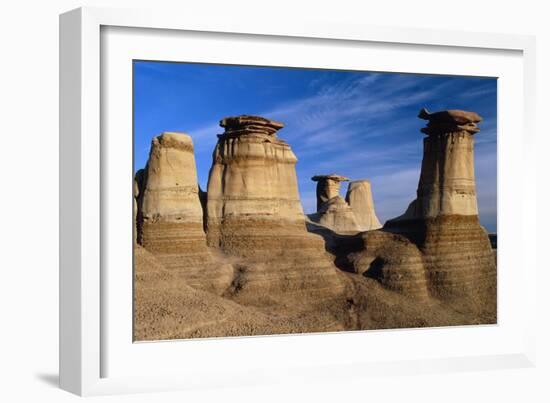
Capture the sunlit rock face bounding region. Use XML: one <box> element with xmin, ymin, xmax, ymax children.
<box><xmin>205</xmin><ymin>115</ymin><xmax>347</xmax><ymax>307</ymax></box>
<box><xmin>394</xmin><ymin>108</ymin><xmax>481</xmax><ymax>220</ymax></box>
<box><xmin>382</xmin><ymin>109</ymin><xmax>496</xmax><ymax>310</ymax></box>
<box><xmin>345</xmin><ymin>180</ymin><xmax>382</xmax><ymax>231</ymax></box>
<box><xmin>133</xmin><ymin>109</ymin><xmax>498</xmax><ymax>342</ymax></box>
<box><xmin>140</xmin><ymin>132</ymin><xmax>203</xmax><ymax>224</ymax></box>
<box><xmin>137</xmin><ymin>132</ymin><xmax>232</xmax><ymax>295</ymax></box>
<box><xmin>315</xmin><ymin>196</ymin><xmax>361</xmax><ymax>234</ymax></box>
<box><xmin>206</xmin><ymin>115</ymin><xmax>310</xmax><ymax>254</ymax></box>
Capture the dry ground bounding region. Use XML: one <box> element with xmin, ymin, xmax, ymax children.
<box><xmin>134</xmin><ymin>243</ymin><xmax>496</xmax><ymax>341</ymax></box>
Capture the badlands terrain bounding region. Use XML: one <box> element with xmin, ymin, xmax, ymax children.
<box><xmin>133</xmin><ymin>110</ymin><xmax>496</xmax><ymax>341</ymax></box>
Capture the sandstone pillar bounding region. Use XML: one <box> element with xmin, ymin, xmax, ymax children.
<box><xmin>345</xmin><ymin>180</ymin><xmax>382</xmax><ymax>230</ymax></box>
<box><xmin>140</xmin><ymin>132</ymin><xmax>205</xmax><ymax>251</ymax></box>
<box><xmin>206</xmin><ymin>115</ymin><xmax>306</xmax><ymax>252</ymax></box>
<box><xmin>398</xmin><ymin>108</ymin><xmax>480</xmax><ymax>219</ymax></box>
<box><xmin>205</xmin><ymin>115</ymin><xmax>346</xmax><ymax>306</ymax></box>
<box><xmin>385</xmin><ymin>108</ymin><xmax>496</xmax><ymax>309</ymax></box>
<box><xmin>309</xmin><ymin>174</ymin><xmax>361</xmax><ymax>233</ymax></box>
<box><xmin>138</xmin><ymin>132</ymin><xmax>233</xmax><ymax>293</ymax></box>
<box><xmin>311</xmin><ymin>174</ymin><xmax>349</xmax><ymax>211</ymax></box>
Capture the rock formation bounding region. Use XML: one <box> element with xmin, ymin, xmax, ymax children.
<box><xmin>348</xmin><ymin>231</ymin><xmax>430</xmax><ymax>300</ymax></box>
<box><xmin>314</xmin><ymin>196</ymin><xmax>361</xmax><ymax>233</ymax></box>
<box><xmin>381</xmin><ymin>108</ymin><xmax>496</xmax><ymax>310</ymax></box>
<box><xmin>345</xmin><ymin>180</ymin><xmax>382</xmax><ymax>230</ymax></box>
<box><xmin>393</xmin><ymin>108</ymin><xmax>481</xmax><ymax>219</ymax></box>
<box><xmin>312</xmin><ymin>174</ymin><xmax>349</xmax><ymax>211</ymax></box>
<box><xmin>133</xmin><ymin>110</ymin><xmax>497</xmax><ymax>342</ymax></box>
<box><xmin>139</xmin><ymin>132</ymin><xmax>202</xmax><ymax>226</ymax></box>
<box><xmin>309</xmin><ymin>174</ymin><xmax>360</xmax><ymax>233</ymax></box>
<box><xmin>137</xmin><ymin>132</ymin><xmax>232</xmax><ymax>294</ymax></box>
<box><xmin>206</xmin><ymin>116</ymin><xmax>315</xmax><ymax>255</ymax></box>
<box><xmin>205</xmin><ymin>115</ymin><xmax>347</xmax><ymax>308</ymax></box>
<box><xmin>309</xmin><ymin>175</ymin><xmax>382</xmax><ymax>233</ymax></box>
<box><xmin>134</xmin><ymin>244</ymin><xmax>273</xmax><ymax>340</ymax></box>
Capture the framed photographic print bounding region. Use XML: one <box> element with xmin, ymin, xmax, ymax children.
<box><xmin>60</xmin><ymin>6</ymin><xmax>537</xmax><ymax>396</ymax></box>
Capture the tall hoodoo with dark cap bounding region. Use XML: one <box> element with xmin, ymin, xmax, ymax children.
<box><xmin>205</xmin><ymin>115</ymin><xmax>306</xmax><ymax>252</ymax></box>
<box><xmin>384</xmin><ymin>108</ymin><xmax>496</xmax><ymax>310</ymax></box>
<box><xmin>204</xmin><ymin>115</ymin><xmax>346</xmax><ymax>308</ymax></box>
<box><xmin>395</xmin><ymin>108</ymin><xmax>482</xmax><ymax>220</ymax></box>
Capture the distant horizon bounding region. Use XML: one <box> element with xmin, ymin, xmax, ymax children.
<box><xmin>133</xmin><ymin>61</ymin><xmax>497</xmax><ymax>232</ymax></box>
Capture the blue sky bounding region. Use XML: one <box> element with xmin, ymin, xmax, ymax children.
<box><xmin>134</xmin><ymin>61</ymin><xmax>497</xmax><ymax>232</ymax></box>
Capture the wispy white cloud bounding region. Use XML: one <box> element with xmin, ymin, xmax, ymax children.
<box><xmin>187</xmin><ymin>73</ymin><xmax>456</xmax><ymax>151</ymax></box>
<box><xmin>457</xmin><ymin>82</ymin><xmax>497</xmax><ymax>99</ymax></box>
<box><xmin>182</xmin><ymin>72</ymin><xmax>496</xmax><ymax>230</ymax></box>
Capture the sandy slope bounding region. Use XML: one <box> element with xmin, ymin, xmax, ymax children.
<box><xmin>134</xmin><ymin>244</ymin><xmax>496</xmax><ymax>341</ymax></box>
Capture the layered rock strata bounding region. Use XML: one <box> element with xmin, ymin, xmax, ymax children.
<box><xmin>134</xmin><ymin>245</ymin><xmax>272</xmax><ymax>340</ymax></box>
<box><xmin>137</xmin><ymin>132</ymin><xmax>232</xmax><ymax>294</ymax></box>
<box><xmin>345</xmin><ymin>180</ymin><xmax>382</xmax><ymax>230</ymax></box>
<box><xmin>348</xmin><ymin>230</ymin><xmax>430</xmax><ymax>300</ymax></box>
<box><xmin>133</xmin><ymin>110</ymin><xmax>497</xmax><ymax>341</ymax></box>
<box><xmin>134</xmin><ymin>245</ymin><xmax>355</xmax><ymax>340</ymax></box>
<box><xmin>382</xmin><ymin>109</ymin><xmax>496</xmax><ymax>310</ymax></box>
<box><xmin>205</xmin><ymin>116</ymin><xmax>346</xmax><ymax>305</ymax></box>
<box><xmin>206</xmin><ymin>116</ymin><xmax>306</xmax><ymax>252</ymax></box>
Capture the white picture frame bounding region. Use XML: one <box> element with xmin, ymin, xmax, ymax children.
<box><xmin>59</xmin><ymin>6</ymin><xmax>537</xmax><ymax>396</ymax></box>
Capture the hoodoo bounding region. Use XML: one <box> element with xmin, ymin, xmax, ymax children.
<box><xmin>205</xmin><ymin>115</ymin><xmax>346</xmax><ymax>309</ymax></box>
<box><xmin>133</xmin><ymin>109</ymin><xmax>498</xmax><ymax>340</ymax></box>
<box><xmin>139</xmin><ymin>132</ymin><xmax>206</xmax><ymax>252</ymax></box>
<box><xmin>206</xmin><ymin>115</ymin><xmax>310</xmax><ymax>254</ymax></box>
<box><xmin>345</xmin><ymin>180</ymin><xmax>382</xmax><ymax>231</ymax></box>
<box><xmin>384</xmin><ymin>108</ymin><xmax>496</xmax><ymax>309</ymax></box>
<box><xmin>309</xmin><ymin>175</ymin><xmax>382</xmax><ymax>233</ymax></box>
<box><xmin>393</xmin><ymin>108</ymin><xmax>481</xmax><ymax>219</ymax></box>
<box><xmin>137</xmin><ymin>132</ymin><xmax>232</xmax><ymax>293</ymax></box>
<box><xmin>312</xmin><ymin>174</ymin><xmax>349</xmax><ymax>211</ymax></box>
<box><xmin>310</xmin><ymin>174</ymin><xmax>361</xmax><ymax>233</ymax></box>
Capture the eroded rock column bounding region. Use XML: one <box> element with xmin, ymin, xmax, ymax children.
<box><xmin>206</xmin><ymin>115</ymin><xmax>307</xmax><ymax>252</ymax></box>
<box><xmin>205</xmin><ymin>115</ymin><xmax>346</xmax><ymax>307</ymax></box>
<box><xmin>395</xmin><ymin>108</ymin><xmax>481</xmax><ymax>220</ymax></box>
<box><xmin>138</xmin><ymin>132</ymin><xmax>233</xmax><ymax>294</ymax></box>
<box><xmin>385</xmin><ymin>109</ymin><xmax>496</xmax><ymax>309</ymax></box>
<box><xmin>309</xmin><ymin>174</ymin><xmax>361</xmax><ymax>233</ymax></box>
<box><xmin>345</xmin><ymin>180</ymin><xmax>382</xmax><ymax>230</ymax></box>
